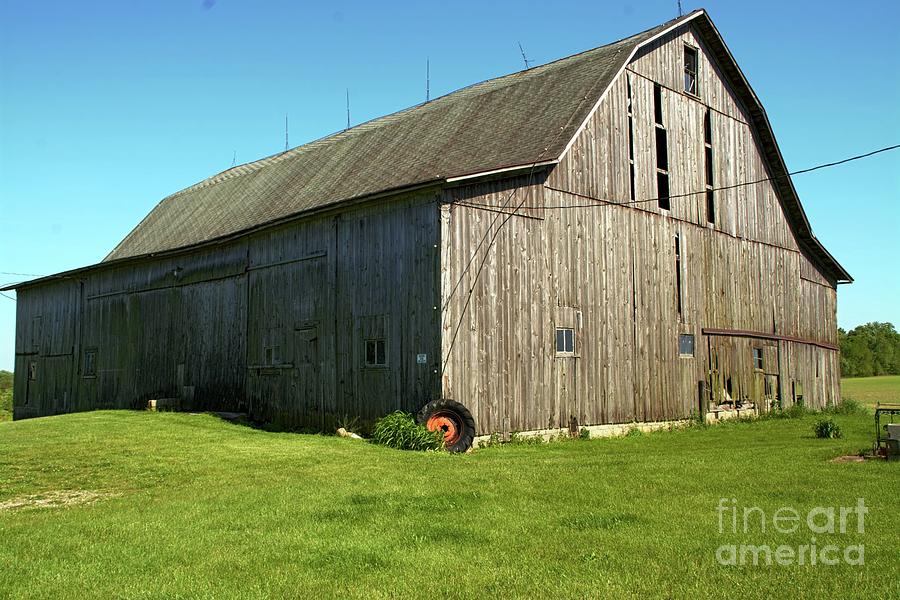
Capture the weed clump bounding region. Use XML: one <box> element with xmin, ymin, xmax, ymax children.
<box><xmin>822</xmin><ymin>398</ymin><xmax>866</xmax><ymax>416</ymax></box>
<box><xmin>371</xmin><ymin>411</ymin><xmax>444</xmax><ymax>451</ymax></box>
<box><xmin>814</xmin><ymin>418</ymin><xmax>843</xmax><ymax>439</ymax></box>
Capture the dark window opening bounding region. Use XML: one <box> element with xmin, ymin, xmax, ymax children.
<box><xmin>627</xmin><ymin>74</ymin><xmax>636</xmax><ymax>202</ymax></box>
<box><xmin>28</xmin><ymin>361</ymin><xmax>36</xmax><ymax>381</ymax></box>
<box><xmin>703</xmin><ymin>109</ymin><xmax>712</xmax><ymax>144</ymax></box>
<box><xmin>657</xmin><ymin>172</ymin><xmax>670</xmax><ymax>210</ymax></box>
<box><xmin>653</xmin><ymin>83</ymin><xmax>669</xmax><ymax>210</ymax></box>
<box><xmin>627</xmin><ymin>119</ymin><xmax>635</xmax><ymax>162</ymax></box>
<box><xmin>83</xmin><ymin>349</ymin><xmax>97</xmax><ymax>378</ymax></box>
<box><xmin>653</xmin><ymin>83</ymin><xmax>663</xmax><ymax>125</ymax></box>
<box><xmin>626</xmin><ymin>73</ymin><xmax>633</xmax><ymax>111</ymax></box>
<box><xmin>655</xmin><ymin>128</ymin><xmax>669</xmax><ymax>171</ymax></box>
<box><xmin>674</xmin><ymin>234</ymin><xmax>683</xmax><ymax>315</ymax></box>
<box><xmin>678</xmin><ymin>334</ymin><xmax>694</xmax><ymax>357</ymax></box>
<box><xmin>703</xmin><ymin>109</ymin><xmax>715</xmax><ymax>224</ymax></box>
<box><xmin>555</xmin><ymin>328</ymin><xmax>575</xmax><ymax>355</ymax></box>
<box><xmin>629</xmin><ymin>164</ymin><xmax>636</xmax><ymax>202</ymax></box>
<box><xmin>684</xmin><ymin>46</ymin><xmax>698</xmax><ymax>95</ymax></box>
<box><xmin>365</xmin><ymin>339</ymin><xmax>387</xmax><ymax>367</ymax></box>
<box><xmin>753</xmin><ymin>347</ymin><xmax>764</xmax><ymax>370</ymax></box>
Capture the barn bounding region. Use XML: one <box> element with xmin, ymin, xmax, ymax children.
<box><xmin>6</xmin><ymin>10</ymin><xmax>851</xmax><ymax>449</ymax></box>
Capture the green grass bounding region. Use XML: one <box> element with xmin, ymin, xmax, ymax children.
<box><xmin>841</xmin><ymin>375</ymin><xmax>900</xmax><ymax>410</ymax></box>
<box><xmin>0</xmin><ymin>410</ymin><xmax>897</xmax><ymax>599</ymax></box>
<box><xmin>0</xmin><ymin>388</ymin><xmax>10</xmax><ymax>422</ymax></box>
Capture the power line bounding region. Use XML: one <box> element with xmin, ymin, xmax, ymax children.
<box><xmin>439</xmin><ymin>141</ymin><xmax>898</xmax><ymax>375</ymax></box>
<box><xmin>457</xmin><ymin>143</ymin><xmax>900</xmax><ymax>212</ymax></box>
<box><xmin>438</xmin><ymin>85</ymin><xmax>604</xmax><ymax>374</ymax></box>
<box><xmin>0</xmin><ymin>292</ymin><xmax>15</xmax><ymax>302</ymax></box>
<box><xmin>0</xmin><ymin>271</ymin><xmax>43</xmax><ymax>277</ymax></box>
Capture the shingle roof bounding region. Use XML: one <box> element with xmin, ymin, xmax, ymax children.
<box><xmin>5</xmin><ymin>9</ymin><xmax>850</xmax><ymax>290</ymax></box>
<box><xmin>104</xmin><ymin>14</ymin><xmax>691</xmax><ymax>261</ymax></box>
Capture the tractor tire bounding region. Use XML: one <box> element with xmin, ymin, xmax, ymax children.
<box><xmin>417</xmin><ymin>399</ymin><xmax>476</xmax><ymax>453</ymax></box>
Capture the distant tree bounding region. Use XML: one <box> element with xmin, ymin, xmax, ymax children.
<box><xmin>0</xmin><ymin>370</ymin><xmax>12</xmax><ymax>392</ymax></box>
<box><xmin>840</xmin><ymin>322</ymin><xmax>900</xmax><ymax>377</ymax></box>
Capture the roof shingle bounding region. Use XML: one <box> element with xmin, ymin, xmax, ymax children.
<box><xmin>105</xmin><ymin>16</ymin><xmax>685</xmax><ymax>260</ymax></box>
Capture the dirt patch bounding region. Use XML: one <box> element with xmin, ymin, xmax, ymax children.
<box><xmin>0</xmin><ymin>490</ymin><xmax>118</xmax><ymax>511</ymax></box>
<box><xmin>831</xmin><ymin>455</ymin><xmax>867</xmax><ymax>463</ymax></box>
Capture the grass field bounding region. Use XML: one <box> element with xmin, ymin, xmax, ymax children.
<box><xmin>841</xmin><ymin>375</ymin><xmax>900</xmax><ymax>410</ymax></box>
<box><xmin>0</xmin><ymin>407</ymin><xmax>897</xmax><ymax>599</ymax></box>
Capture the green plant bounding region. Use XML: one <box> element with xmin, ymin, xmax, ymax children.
<box><xmin>509</xmin><ymin>431</ymin><xmax>546</xmax><ymax>445</ymax></box>
<box><xmin>336</xmin><ymin>413</ymin><xmax>361</xmax><ymax>434</ymax></box>
<box><xmin>625</xmin><ymin>426</ymin><xmax>643</xmax><ymax>437</ymax></box>
<box><xmin>822</xmin><ymin>398</ymin><xmax>867</xmax><ymax>416</ymax></box>
<box><xmin>813</xmin><ymin>418</ymin><xmax>843</xmax><ymax>439</ymax></box>
<box><xmin>579</xmin><ymin>427</ymin><xmax>591</xmax><ymax>440</ymax></box>
<box><xmin>371</xmin><ymin>411</ymin><xmax>444</xmax><ymax>451</ymax></box>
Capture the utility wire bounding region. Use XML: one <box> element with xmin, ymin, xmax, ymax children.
<box><xmin>0</xmin><ymin>292</ymin><xmax>15</xmax><ymax>302</ymax></box>
<box><xmin>458</xmin><ymin>143</ymin><xmax>899</xmax><ymax>212</ymax></box>
<box><xmin>439</xmin><ymin>141</ymin><xmax>898</xmax><ymax>375</ymax></box>
<box><xmin>437</xmin><ymin>64</ymin><xmax>622</xmax><ymax>373</ymax></box>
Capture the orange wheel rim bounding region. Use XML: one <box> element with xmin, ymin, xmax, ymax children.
<box><xmin>427</xmin><ymin>411</ymin><xmax>461</xmax><ymax>445</ymax></box>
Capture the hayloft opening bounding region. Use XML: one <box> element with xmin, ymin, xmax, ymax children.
<box><xmin>684</xmin><ymin>45</ymin><xmax>698</xmax><ymax>95</ymax></box>
<box><xmin>654</xmin><ymin>83</ymin><xmax>670</xmax><ymax>210</ymax></box>
<box><xmin>704</xmin><ymin>109</ymin><xmax>715</xmax><ymax>223</ymax></box>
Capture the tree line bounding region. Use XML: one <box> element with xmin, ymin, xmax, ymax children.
<box><xmin>839</xmin><ymin>322</ymin><xmax>900</xmax><ymax>377</ymax></box>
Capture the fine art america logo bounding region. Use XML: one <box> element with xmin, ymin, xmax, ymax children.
<box><xmin>715</xmin><ymin>498</ymin><xmax>867</xmax><ymax>566</ymax></box>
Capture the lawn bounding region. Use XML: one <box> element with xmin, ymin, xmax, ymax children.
<box><xmin>841</xmin><ymin>375</ymin><xmax>900</xmax><ymax>410</ymax></box>
<box><xmin>0</xmin><ymin>409</ymin><xmax>897</xmax><ymax>599</ymax></box>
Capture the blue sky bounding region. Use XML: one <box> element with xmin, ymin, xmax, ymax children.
<box><xmin>1</xmin><ymin>0</ymin><xmax>898</xmax><ymax>371</ymax></box>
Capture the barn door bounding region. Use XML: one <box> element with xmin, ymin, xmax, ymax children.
<box><xmin>553</xmin><ymin>315</ymin><xmax>579</xmax><ymax>431</ymax></box>
<box><xmin>293</xmin><ymin>325</ymin><xmax>321</xmax><ymax>428</ymax></box>
<box><xmin>556</xmin><ymin>356</ymin><xmax>576</xmax><ymax>430</ymax></box>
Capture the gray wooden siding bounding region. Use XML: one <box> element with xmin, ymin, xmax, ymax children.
<box><xmin>440</xmin><ymin>25</ymin><xmax>840</xmax><ymax>436</ymax></box>
<box><xmin>14</xmin><ymin>191</ymin><xmax>441</xmax><ymax>428</ymax></box>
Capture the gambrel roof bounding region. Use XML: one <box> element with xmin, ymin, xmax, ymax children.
<box><xmin>105</xmin><ymin>14</ymin><xmax>682</xmax><ymax>261</ymax></box>
<box><xmin>8</xmin><ymin>9</ymin><xmax>850</xmax><ymax>291</ymax></box>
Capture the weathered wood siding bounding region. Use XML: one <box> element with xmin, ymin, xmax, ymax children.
<box><xmin>440</xmin><ymin>23</ymin><xmax>840</xmax><ymax>435</ymax></box>
<box><xmin>13</xmin><ymin>191</ymin><xmax>442</xmax><ymax>428</ymax></box>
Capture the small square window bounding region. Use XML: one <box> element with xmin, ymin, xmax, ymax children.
<box><xmin>83</xmin><ymin>349</ymin><xmax>97</xmax><ymax>378</ymax></box>
<box><xmin>556</xmin><ymin>328</ymin><xmax>575</xmax><ymax>355</ymax></box>
<box><xmin>678</xmin><ymin>334</ymin><xmax>694</xmax><ymax>357</ymax></box>
<box><xmin>365</xmin><ymin>339</ymin><xmax>387</xmax><ymax>367</ymax></box>
<box><xmin>753</xmin><ymin>348</ymin><xmax>764</xmax><ymax>370</ymax></box>
<box><xmin>28</xmin><ymin>361</ymin><xmax>37</xmax><ymax>381</ymax></box>
<box><xmin>264</xmin><ymin>346</ymin><xmax>280</xmax><ymax>366</ymax></box>
<box><xmin>684</xmin><ymin>46</ymin><xmax>698</xmax><ymax>95</ymax></box>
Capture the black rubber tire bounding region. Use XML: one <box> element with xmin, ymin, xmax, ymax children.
<box><xmin>417</xmin><ymin>399</ymin><xmax>476</xmax><ymax>453</ymax></box>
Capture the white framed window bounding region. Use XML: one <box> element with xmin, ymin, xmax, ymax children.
<box><xmin>365</xmin><ymin>339</ymin><xmax>387</xmax><ymax>367</ymax></box>
<box><xmin>264</xmin><ymin>346</ymin><xmax>281</xmax><ymax>366</ymax></box>
<box><xmin>555</xmin><ymin>328</ymin><xmax>575</xmax><ymax>355</ymax></box>
<box><xmin>678</xmin><ymin>334</ymin><xmax>695</xmax><ymax>357</ymax></box>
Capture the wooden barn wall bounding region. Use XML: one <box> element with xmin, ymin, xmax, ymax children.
<box><xmin>441</xmin><ymin>24</ymin><xmax>840</xmax><ymax>435</ymax></box>
<box><xmin>12</xmin><ymin>282</ymin><xmax>81</xmax><ymax>418</ymax></box>
<box><xmin>13</xmin><ymin>191</ymin><xmax>441</xmax><ymax>427</ymax></box>
<box><xmin>246</xmin><ymin>191</ymin><xmax>442</xmax><ymax>429</ymax></box>
<box><xmin>73</xmin><ymin>243</ymin><xmax>250</xmax><ymax>413</ymax></box>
